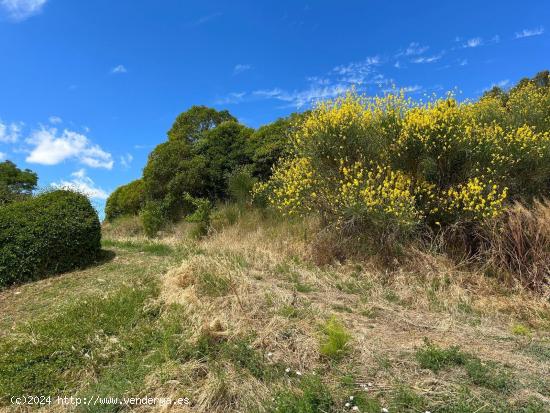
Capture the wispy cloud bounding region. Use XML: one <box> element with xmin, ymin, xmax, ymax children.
<box><xmin>214</xmin><ymin>92</ymin><xmax>246</xmax><ymax>105</ymax></box>
<box><xmin>0</xmin><ymin>120</ymin><xmax>22</xmax><ymax>143</ymax></box>
<box><xmin>0</xmin><ymin>152</ymin><xmax>6</xmax><ymax>161</ymax></box>
<box><xmin>119</xmin><ymin>153</ymin><xmax>133</xmax><ymax>168</ymax></box>
<box><xmin>403</xmin><ymin>42</ymin><xmax>429</xmax><ymax>56</ymax></box>
<box><xmin>26</xmin><ymin>127</ymin><xmax>113</xmax><ymax>169</ymax></box>
<box><xmin>188</xmin><ymin>12</ymin><xmax>222</xmax><ymax>27</ymax></box>
<box><xmin>52</xmin><ymin>169</ymin><xmax>109</xmax><ymax>200</ymax></box>
<box><xmin>333</xmin><ymin>56</ymin><xmax>381</xmax><ymax>84</ymax></box>
<box><xmin>464</xmin><ymin>37</ymin><xmax>483</xmax><ymax>48</ymax></box>
<box><xmin>411</xmin><ymin>54</ymin><xmax>442</xmax><ymax>64</ymax></box>
<box><xmin>254</xmin><ymin>84</ymin><xmax>349</xmax><ymax>108</ymax></box>
<box><xmin>111</xmin><ymin>64</ymin><xmax>127</xmax><ymax>74</ymax></box>
<box><xmin>233</xmin><ymin>64</ymin><xmax>252</xmax><ymax>75</ymax></box>
<box><xmin>482</xmin><ymin>79</ymin><xmax>510</xmax><ymax>92</ymax></box>
<box><xmin>461</xmin><ymin>35</ymin><xmax>500</xmax><ymax>49</ymax></box>
<box><xmin>515</xmin><ymin>26</ymin><xmax>545</xmax><ymax>39</ymax></box>
<box><xmin>402</xmin><ymin>85</ymin><xmax>422</xmax><ymax>93</ymax></box>
<box><xmin>49</xmin><ymin>116</ymin><xmax>62</xmax><ymax>124</ymax></box>
<box><xmin>0</xmin><ymin>0</ymin><xmax>47</xmax><ymax>22</ymax></box>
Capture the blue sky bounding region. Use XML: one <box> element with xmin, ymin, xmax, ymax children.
<box><xmin>0</xmin><ymin>0</ymin><xmax>548</xmax><ymax>217</ymax></box>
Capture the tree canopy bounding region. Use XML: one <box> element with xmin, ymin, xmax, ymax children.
<box><xmin>0</xmin><ymin>160</ymin><xmax>38</xmax><ymax>205</ymax></box>
<box><xmin>167</xmin><ymin>105</ymin><xmax>236</xmax><ymax>142</ymax></box>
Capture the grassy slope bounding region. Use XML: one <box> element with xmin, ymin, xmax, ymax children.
<box><xmin>0</xmin><ymin>211</ymin><xmax>549</xmax><ymax>412</ymax></box>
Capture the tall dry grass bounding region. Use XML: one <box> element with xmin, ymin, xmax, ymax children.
<box><xmin>479</xmin><ymin>200</ymin><xmax>550</xmax><ymax>293</ymax></box>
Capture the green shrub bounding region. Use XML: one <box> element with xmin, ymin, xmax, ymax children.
<box><xmin>140</xmin><ymin>200</ymin><xmax>167</xmax><ymax>238</ymax></box>
<box><xmin>259</xmin><ymin>72</ymin><xmax>550</xmax><ymax>251</ymax></box>
<box><xmin>226</xmin><ymin>165</ymin><xmax>257</xmax><ymax>205</ymax></box>
<box><xmin>184</xmin><ymin>193</ymin><xmax>212</xmax><ymax>238</ymax></box>
<box><xmin>0</xmin><ymin>190</ymin><xmax>101</xmax><ymax>287</ymax></box>
<box><xmin>105</xmin><ymin>179</ymin><xmax>145</xmax><ymax>221</ymax></box>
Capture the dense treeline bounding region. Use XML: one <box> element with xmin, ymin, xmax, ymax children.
<box><xmin>105</xmin><ymin>105</ymin><xmax>304</xmax><ymax>234</ymax></box>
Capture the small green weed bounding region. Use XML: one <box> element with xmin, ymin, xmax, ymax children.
<box><xmin>319</xmin><ymin>317</ymin><xmax>351</xmax><ymax>360</ymax></box>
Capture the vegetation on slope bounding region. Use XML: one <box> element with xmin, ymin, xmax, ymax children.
<box><xmin>0</xmin><ymin>207</ymin><xmax>548</xmax><ymax>412</ymax></box>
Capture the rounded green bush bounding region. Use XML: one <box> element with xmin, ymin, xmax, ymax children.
<box><xmin>0</xmin><ymin>190</ymin><xmax>101</xmax><ymax>287</ymax></box>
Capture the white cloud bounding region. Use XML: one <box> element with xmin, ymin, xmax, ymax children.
<box><xmin>459</xmin><ymin>59</ymin><xmax>468</xmax><ymax>66</ymax></box>
<box><xmin>0</xmin><ymin>152</ymin><xmax>6</xmax><ymax>161</ymax></box>
<box><xmin>214</xmin><ymin>92</ymin><xmax>246</xmax><ymax>105</ymax></box>
<box><xmin>49</xmin><ymin>116</ymin><xmax>62</xmax><ymax>124</ymax></box>
<box><xmin>515</xmin><ymin>26</ymin><xmax>544</xmax><ymax>39</ymax></box>
<box><xmin>111</xmin><ymin>64</ymin><xmax>127</xmax><ymax>74</ymax></box>
<box><xmin>464</xmin><ymin>37</ymin><xmax>483</xmax><ymax>48</ymax></box>
<box><xmin>333</xmin><ymin>56</ymin><xmax>380</xmax><ymax>84</ymax></box>
<box><xmin>254</xmin><ymin>84</ymin><xmax>349</xmax><ymax>108</ymax></box>
<box><xmin>482</xmin><ymin>79</ymin><xmax>510</xmax><ymax>92</ymax></box>
<box><xmin>411</xmin><ymin>54</ymin><xmax>442</xmax><ymax>64</ymax></box>
<box><xmin>494</xmin><ymin>79</ymin><xmax>509</xmax><ymax>88</ymax></box>
<box><xmin>188</xmin><ymin>12</ymin><xmax>222</xmax><ymax>27</ymax></box>
<box><xmin>120</xmin><ymin>153</ymin><xmax>133</xmax><ymax>168</ymax></box>
<box><xmin>404</xmin><ymin>42</ymin><xmax>429</xmax><ymax>56</ymax></box>
<box><xmin>0</xmin><ymin>120</ymin><xmax>21</xmax><ymax>143</ymax></box>
<box><xmin>26</xmin><ymin>127</ymin><xmax>113</xmax><ymax>169</ymax></box>
<box><xmin>233</xmin><ymin>64</ymin><xmax>252</xmax><ymax>75</ymax></box>
<box><xmin>0</xmin><ymin>0</ymin><xmax>46</xmax><ymax>21</ymax></box>
<box><xmin>402</xmin><ymin>85</ymin><xmax>422</xmax><ymax>93</ymax></box>
<box><xmin>52</xmin><ymin>169</ymin><xmax>109</xmax><ymax>200</ymax></box>
<box><xmin>222</xmin><ymin>54</ymin><xmax>390</xmax><ymax>109</ymax></box>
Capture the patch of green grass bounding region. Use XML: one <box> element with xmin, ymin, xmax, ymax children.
<box><xmin>269</xmin><ymin>375</ymin><xmax>334</xmax><ymax>413</ymax></box>
<box><xmin>294</xmin><ymin>280</ymin><xmax>314</xmax><ymax>293</ymax></box>
<box><xmin>521</xmin><ymin>341</ymin><xmax>550</xmax><ymax>362</ymax></box>
<box><xmin>190</xmin><ymin>334</ymin><xmax>282</xmax><ymax>383</ymax></box>
<box><xmin>278</xmin><ymin>305</ymin><xmax>302</xmax><ymax>319</ymax></box>
<box><xmin>319</xmin><ymin>317</ymin><xmax>351</xmax><ymax>360</ymax></box>
<box><xmin>0</xmin><ymin>278</ymin><xmax>191</xmax><ymax>406</ymax></box>
<box><xmin>383</xmin><ymin>289</ymin><xmax>401</xmax><ymax>304</ymax></box>
<box><xmin>389</xmin><ymin>386</ymin><xmax>427</xmax><ymax>412</ymax></box>
<box><xmin>195</xmin><ymin>270</ymin><xmax>231</xmax><ymax>297</ymax></box>
<box><xmin>415</xmin><ymin>339</ymin><xmax>467</xmax><ymax>372</ymax></box>
<box><xmin>511</xmin><ymin>323</ymin><xmax>531</xmax><ymax>336</ymax></box>
<box><xmin>102</xmin><ymin>239</ymin><xmax>173</xmax><ymax>256</ymax></box>
<box><xmin>415</xmin><ymin>339</ymin><xmax>515</xmax><ymax>393</ymax></box>
<box><xmin>464</xmin><ymin>358</ymin><xmax>514</xmax><ymax>392</ymax></box>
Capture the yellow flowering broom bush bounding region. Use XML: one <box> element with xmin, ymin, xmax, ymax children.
<box><xmin>255</xmin><ymin>78</ymin><xmax>550</xmax><ymax>243</ymax></box>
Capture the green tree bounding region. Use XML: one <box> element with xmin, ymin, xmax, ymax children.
<box><xmin>246</xmin><ymin>114</ymin><xmax>305</xmax><ymax>180</ymax></box>
<box><xmin>105</xmin><ymin>179</ymin><xmax>145</xmax><ymax>221</ymax></box>
<box><xmin>167</xmin><ymin>105</ymin><xmax>236</xmax><ymax>142</ymax></box>
<box><xmin>195</xmin><ymin>121</ymin><xmax>253</xmax><ymax>198</ymax></box>
<box><xmin>0</xmin><ymin>160</ymin><xmax>38</xmax><ymax>205</ymax></box>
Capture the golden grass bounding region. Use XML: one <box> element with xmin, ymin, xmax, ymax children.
<box><xmin>151</xmin><ymin>209</ymin><xmax>550</xmax><ymax>412</ymax></box>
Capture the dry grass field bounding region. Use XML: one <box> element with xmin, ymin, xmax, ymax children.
<box><xmin>1</xmin><ymin>209</ymin><xmax>548</xmax><ymax>412</ymax></box>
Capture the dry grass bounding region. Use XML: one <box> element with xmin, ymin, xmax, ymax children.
<box><xmin>3</xmin><ymin>207</ymin><xmax>548</xmax><ymax>412</ymax></box>
<box><xmin>151</xmin><ymin>209</ymin><xmax>550</xmax><ymax>412</ymax></box>
<box><xmin>479</xmin><ymin>199</ymin><xmax>550</xmax><ymax>293</ymax></box>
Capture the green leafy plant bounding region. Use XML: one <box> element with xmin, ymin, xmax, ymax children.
<box><xmin>0</xmin><ymin>190</ymin><xmax>101</xmax><ymax>287</ymax></box>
